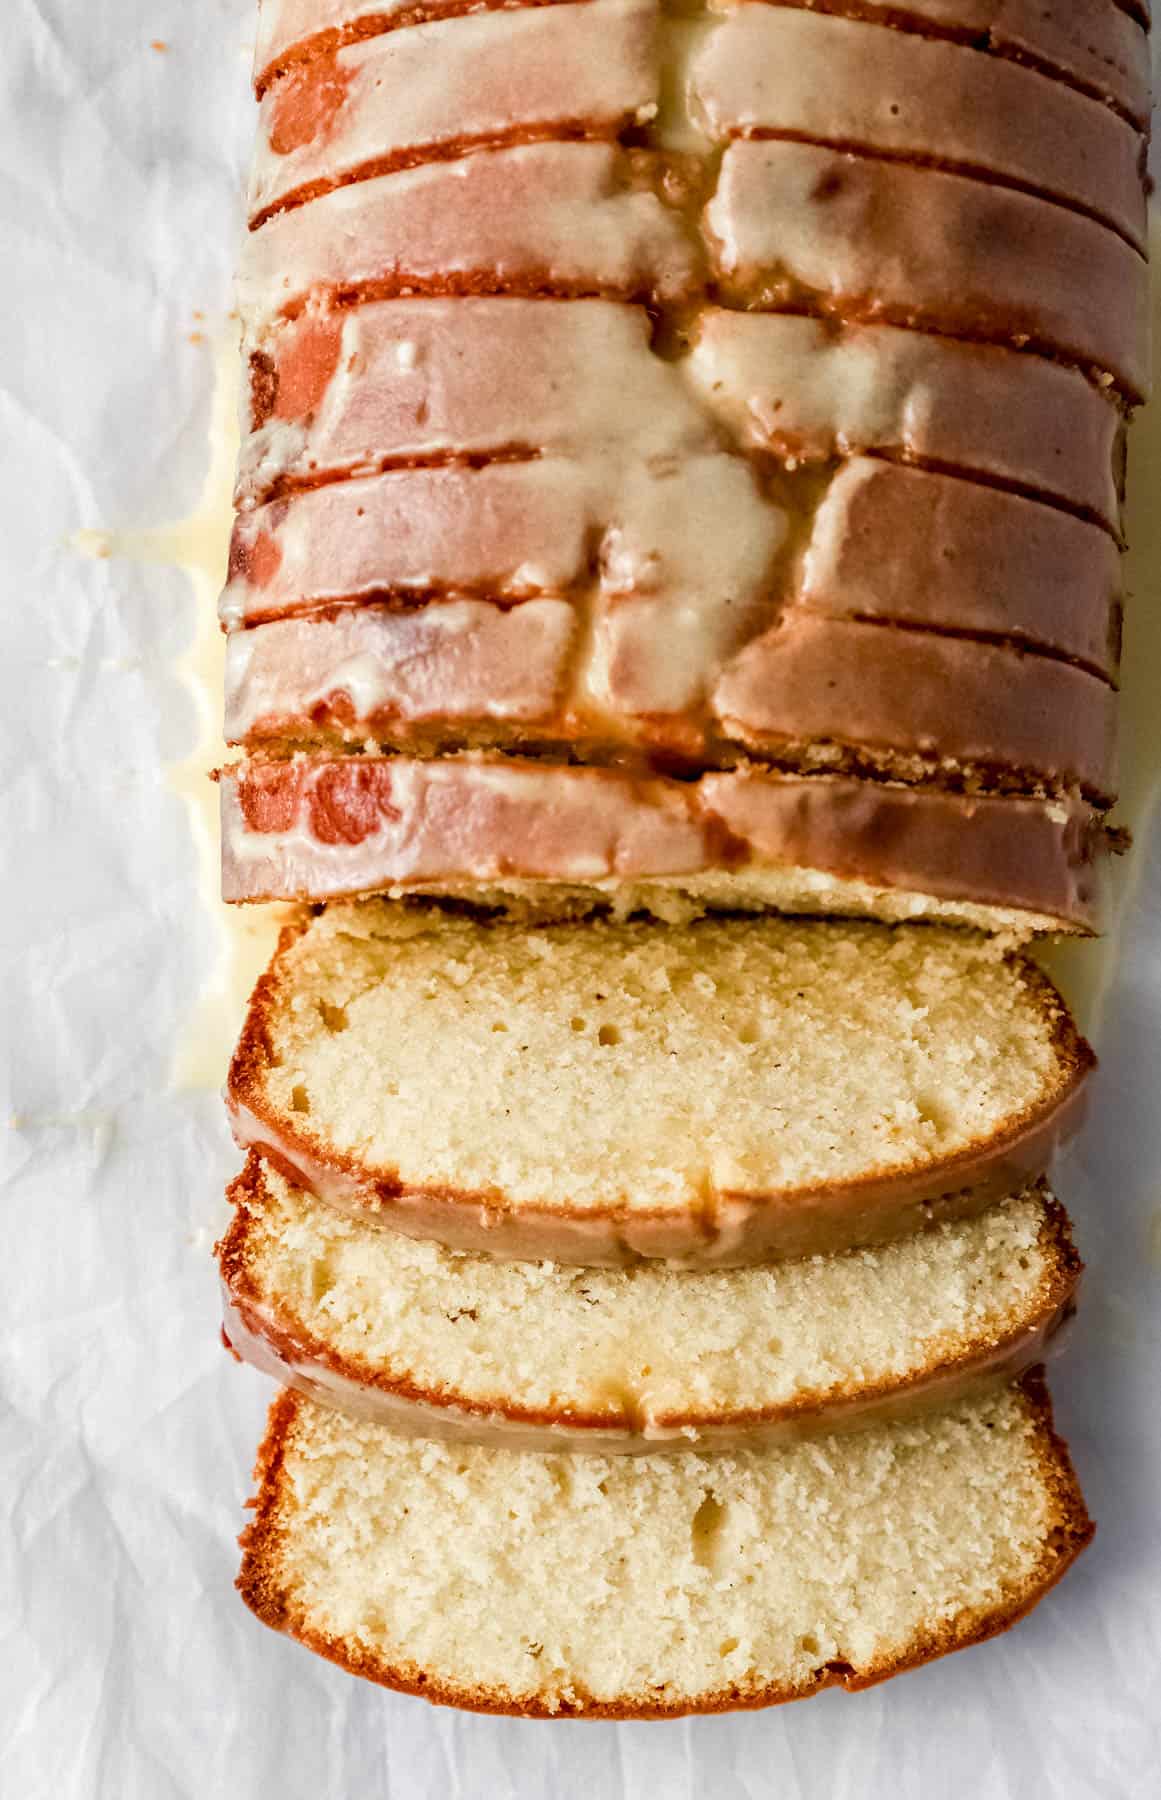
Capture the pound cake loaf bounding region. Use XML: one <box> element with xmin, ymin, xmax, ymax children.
<box><xmin>237</xmin><ymin>1374</ymin><xmax>1093</xmax><ymax>1715</ymax></box>
<box><xmin>217</xmin><ymin>0</ymin><xmax>1138</xmax><ymax>1715</ymax></box>
<box><xmin>217</xmin><ymin>0</ymin><xmax>1152</xmax><ymax>926</ymax></box>
<box><xmin>227</xmin><ymin>905</ymin><xmax>1093</xmax><ymax>1265</ymax></box>
<box><xmin>219</xmin><ymin>1154</ymin><xmax>1080</xmax><ymax>1449</ymax></box>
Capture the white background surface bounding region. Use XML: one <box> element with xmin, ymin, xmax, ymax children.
<box><xmin>2</xmin><ymin>4</ymin><xmax>1160</xmax><ymax>1794</ymax></box>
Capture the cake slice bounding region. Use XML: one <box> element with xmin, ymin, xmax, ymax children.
<box><xmin>238</xmin><ymin>141</ymin><xmax>702</xmax><ymax>329</ymax></box>
<box><xmin>237</xmin><ymin>303</ymin><xmax>1126</xmax><ymax>527</ymax></box>
<box><xmin>227</xmin><ymin>905</ymin><xmax>1092</xmax><ymax>1264</ymax></box>
<box><xmin>222</xmin><ymin>459</ymin><xmax>1121</xmax><ymax>759</ymax></box>
<box><xmin>249</xmin><ymin>1</ymin><xmax>1144</xmax><ymax>240</ymax></box>
<box><xmin>219</xmin><ymin>1153</ymin><xmax>1080</xmax><ymax>1449</ymax></box>
<box><xmin>692</xmin><ymin>8</ymin><xmax>1146</xmax><ymax>249</ymax></box>
<box><xmin>218</xmin><ymin>757</ymin><xmax>1109</xmax><ymax>934</ymax></box>
<box><xmin>252</xmin><ymin>0</ymin><xmax>1151</xmax><ymax>129</ymax></box>
<box><xmin>248</xmin><ymin>0</ymin><xmax>659</xmax><ymax>228</ymax></box>
<box><xmin>709</xmin><ymin>139</ymin><xmax>1149</xmax><ymax>401</ymax></box>
<box><xmin>237</xmin><ymin>1373</ymin><xmax>1093</xmax><ymax>1715</ymax></box>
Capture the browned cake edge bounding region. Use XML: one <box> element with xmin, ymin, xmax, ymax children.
<box><xmin>217</xmin><ymin>1153</ymin><xmax>1082</xmax><ymax>1446</ymax></box>
<box><xmin>226</xmin><ymin>922</ymin><xmax>1095</xmax><ymax>1265</ymax></box>
<box><xmin>236</xmin><ymin>1369</ymin><xmax>1094</xmax><ymax>1715</ymax></box>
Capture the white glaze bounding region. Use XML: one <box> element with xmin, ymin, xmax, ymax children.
<box><xmin>251</xmin><ymin>0</ymin><xmax>659</xmax><ymax>223</ymax></box>
<box><xmin>688</xmin><ymin>6</ymin><xmax>1144</xmax><ymax>248</ymax></box>
<box><xmin>238</xmin><ymin>142</ymin><xmax>699</xmax><ymax>332</ymax></box>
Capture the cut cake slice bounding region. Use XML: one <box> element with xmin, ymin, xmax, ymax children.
<box><xmin>218</xmin><ymin>757</ymin><xmax>1110</xmax><ymax>936</ymax></box>
<box><xmin>227</xmin><ymin>904</ymin><xmax>1093</xmax><ymax>1265</ymax></box>
<box><xmin>251</xmin><ymin>0</ymin><xmax>1152</xmax><ymax>129</ymax></box>
<box><xmin>219</xmin><ymin>1153</ymin><xmax>1080</xmax><ymax>1450</ymax></box>
<box><xmin>237</xmin><ymin>1374</ymin><xmax>1093</xmax><ymax>1716</ymax></box>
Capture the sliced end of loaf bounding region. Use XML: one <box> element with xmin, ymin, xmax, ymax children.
<box><xmin>237</xmin><ymin>1374</ymin><xmax>1093</xmax><ymax>1716</ymax></box>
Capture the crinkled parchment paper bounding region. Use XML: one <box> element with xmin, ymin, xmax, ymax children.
<box><xmin>2</xmin><ymin>5</ymin><xmax>1159</xmax><ymax>1794</ymax></box>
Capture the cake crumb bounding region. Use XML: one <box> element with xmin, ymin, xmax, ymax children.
<box><xmin>1146</xmin><ymin>1208</ymin><xmax>1161</xmax><ymax>1269</ymax></box>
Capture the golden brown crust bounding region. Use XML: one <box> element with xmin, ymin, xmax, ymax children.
<box><xmin>218</xmin><ymin>756</ymin><xmax>1111</xmax><ymax>933</ymax></box>
<box><xmin>225</xmin><ymin>924</ymin><xmax>1095</xmax><ymax>1266</ymax></box>
<box><xmin>256</xmin><ymin>1</ymin><xmax>588</xmax><ymax>96</ymax></box>
<box><xmin>236</xmin><ymin>1371</ymin><xmax>1094</xmax><ymax>1715</ymax></box>
<box><xmin>217</xmin><ymin>1152</ymin><xmax>1082</xmax><ymax>1445</ymax></box>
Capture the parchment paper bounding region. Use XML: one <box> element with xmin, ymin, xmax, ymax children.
<box><xmin>2</xmin><ymin>5</ymin><xmax>1159</xmax><ymax>1794</ymax></box>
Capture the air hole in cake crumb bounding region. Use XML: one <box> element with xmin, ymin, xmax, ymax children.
<box><xmin>290</xmin><ymin>1084</ymin><xmax>310</xmax><ymax>1113</ymax></box>
<box><xmin>916</xmin><ymin>1093</ymin><xmax>951</xmax><ymax>1134</ymax></box>
<box><xmin>719</xmin><ymin>1637</ymin><xmax>740</xmax><ymax>1658</ymax></box>
<box><xmin>491</xmin><ymin>1021</ymin><xmax>509</xmax><ymax>1033</ymax></box>
<box><xmin>691</xmin><ymin>1491</ymin><xmax>727</xmax><ymax>1569</ymax></box>
<box><xmin>766</xmin><ymin>1337</ymin><xmax>782</xmax><ymax>1356</ymax></box>
<box><xmin>737</xmin><ymin>1022</ymin><xmax>761</xmax><ymax>1045</ymax></box>
<box><xmin>317</xmin><ymin>998</ymin><xmax>349</xmax><ymax>1033</ymax></box>
<box><xmin>798</xmin><ymin>1633</ymin><xmax>821</xmax><ymax>1657</ymax></box>
<box><xmin>311</xmin><ymin>1260</ymin><xmax>335</xmax><ymax>1302</ymax></box>
<box><xmin>597</xmin><ymin>1023</ymin><xmax>621</xmax><ymax>1047</ymax></box>
<box><xmin>570</xmin><ymin>1016</ymin><xmax>587</xmax><ymax>1033</ymax></box>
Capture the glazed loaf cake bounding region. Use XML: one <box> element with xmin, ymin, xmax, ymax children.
<box><xmin>220</xmin><ymin>1154</ymin><xmax>1080</xmax><ymax>1450</ymax></box>
<box><xmin>238</xmin><ymin>1374</ymin><xmax>1093</xmax><ymax>1715</ymax></box>
<box><xmin>218</xmin><ymin>0</ymin><xmax>1152</xmax><ymax>929</ymax></box>
<box><xmin>227</xmin><ymin>905</ymin><xmax>1092</xmax><ymax>1265</ymax></box>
